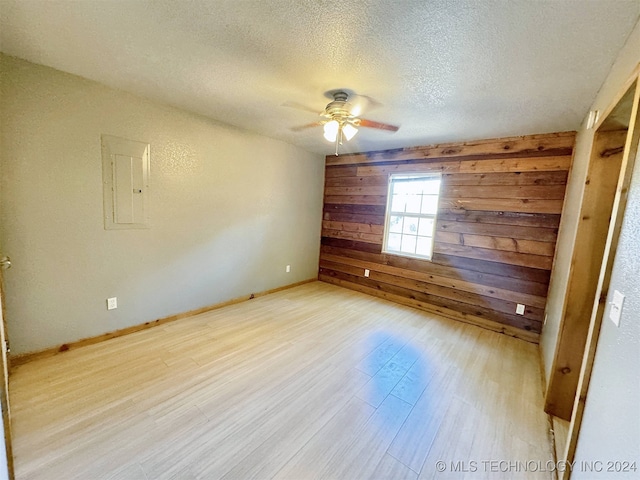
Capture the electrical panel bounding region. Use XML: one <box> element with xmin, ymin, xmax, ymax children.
<box><xmin>101</xmin><ymin>135</ymin><xmax>150</xmax><ymax>230</ymax></box>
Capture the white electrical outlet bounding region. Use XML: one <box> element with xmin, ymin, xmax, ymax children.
<box><xmin>285</xmin><ymin>264</ymin><xmax>291</xmax><ymax>273</ymax></box>
<box><xmin>364</xmin><ymin>269</ymin><xmax>370</xmax><ymax>277</ymax></box>
<box><xmin>609</xmin><ymin>290</ymin><xmax>625</xmax><ymax>327</ymax></box>
<box><xmin>516</xmin><ymin>304</ymin><xmax>525</xmax><ymax>315</ymax></box>
<box><xmin>107</xmin><ymin>297</ymin><xmax>118</xmax><ymax>310</ymax></box>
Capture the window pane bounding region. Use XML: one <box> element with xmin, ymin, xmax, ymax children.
<box><xmin>384</xmin><ymin>174</ymin><xmax>441</xmax><ymax>260</ymax></box>
<box><xmin>421</xmin><ymin>195</ymin><xmax>439</xmax><ymax>214</ymax></box>
<box><xmin>418</xmin><ymin>217</ymin><xmax>434</xmax><ymax>236</ymax></box>
<box><xmin>422</xmin><ymin>179</ymin><xmax>441</xmax><ymax>195</ymax></box>
<box><xmin>409</xmin><ymin>180</ymin><xmax>425</xmax><ymax>194</ymax></box>
<box><xmin>402</xmin><ymin>216</ymin><xmax>419</xmax><ymax>235</ymax></box>
<box><xmin>387</xmin><ymin>233</ymin><xmax>402</xmax><ymax>251</ymax></box>
<box><xmin>405</xmin><ymin>194</ymin><xmax>421</xmax><ymax>213</ymax></box>
<box><xmin>400</xmin><ymin>235</ymin><xmax>417</xmax><ymax>253</ymax></box>
<box><xmin>412</xmin><ymin>180</ymin><xmax>427</xmax><ymax>194</ymax></box>
<box><xmin>416</xmin><ymin>236</ymin><xmax>433</xmax><ymax>256</ymax></box>
<box><xmin>389</xmin><ymin>215</ymin><xmax>403</xmax><ymax>233</ymax></box>
<box><xmin>391</xmin><ymin>194</ymin><xmax>406</xmax><ymax>213</ymax></box>
<box><xmin>393</xmin><ymin>180</ymin><xmax>411</xmax><ymax>195</ymax></box>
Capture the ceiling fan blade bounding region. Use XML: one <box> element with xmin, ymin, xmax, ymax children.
<box><xmin>358</xmin><ymin>118</ymin><xmax>400</xmax><ymax>132</ymax></box>
<box><xmin>291</xmin><ymin>122</ymin><xmax>322</xmax><ymax>132</ymax></box>
<box><xmin>350</xmin><ymin>94</ymin><xmax>382</xmax><ymax>115</ymax></box>
<box><xmin>282</xmin><ymin>100</ymin><xmax>322</xmax><ymax>115</ymax></box>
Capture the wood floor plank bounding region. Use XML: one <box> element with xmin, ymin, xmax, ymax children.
<box><xmin>107</xmin><ymin>463</ymin><xmax>149</xmax><ymax>480</ymax></box>
<box><xmin>356</xmin><ymin>352</ymin><xmax>414</xmax><ymax>408</ymax></box>
<box><xmin>371</xmin><ymin>453</ymin><xmax>419</xmax><ymax>480</ymax></box>
<box><xmin>138</xmin><ymin>407</ymin><xmax>211</xmax><ymax>479</ymax></box>
<box><xmin>355</xmin><ymin>334</ymin><xmax>408</xmax><ymax>376</ymax></box>
<box><xmin>273</xmin><ymin>397</ymin><xmax>376</xmax><ymax>479</ymax></box>
<box><xmin>321</xmin><ymin>393</ymin><xmax>414</xmax><ymax>479</ymax></box>
<box><xmin>389</xmin><ymin>351</ymin><xmax>438</xmax><ymax>406</ymax></box>
<box><xmin>418</xmin><ymin>397</ymin><xmax>483</xmax><ymax>480</ymax></box>
<box><xmin>9</xmin><ymin>281</ymin><xmax>555</xmax><ymax>480</ymax></box>
<box><xmin>213</xmin><ymin>368</ymin><xmax>372</xmax><ymax>479</ymax></box>
<box><xmin>387</xmin><ymin>364</ymin><xmax>463</xmax><ymax>473</ymax></box>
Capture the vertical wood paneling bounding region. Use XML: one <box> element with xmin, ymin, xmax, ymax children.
<box><xmin>319</xmin><ymin>132</ymin><xmax>576</xmax><ymax>342</ymax></box>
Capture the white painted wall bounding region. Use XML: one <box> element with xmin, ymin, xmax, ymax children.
<box><xmin>0</xmin><ymin>54</ymin><xmax>324</xmax><ymax>355</ymax></box>
<box><xmin>541</xmin><ymin>19</ymin><xmax>640</xmax><ymax>387</ymax></box>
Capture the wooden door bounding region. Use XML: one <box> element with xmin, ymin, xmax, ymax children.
<box><xmin>0</xmin><ymin>256</ymin><xmax>14</xmax><ymax>480</ymax></box>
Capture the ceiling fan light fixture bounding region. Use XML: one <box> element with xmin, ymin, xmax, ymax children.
<box><xmin>288</xmin><ymin>90</ymin><xmax>397</xmax><ymax>154</ymax></box>
<box><xmin>323</xmin><ymin>120</ymin><xmax>339</xmax><ymax>142</ymax></box>
<box><xmin>342</xmin><ymin>123</ymin><xmax>358</xmax><ymax>141</ymax></box>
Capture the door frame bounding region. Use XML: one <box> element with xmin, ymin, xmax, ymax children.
<box><xmin>0</xmin><ymin>261</ymin><xmax>15</xmax><ymax>480</ymax></box>
<box><xmin>558</xmin><ymin>66</ymin><xmax>640</xmax><ymax>479</ymax></box>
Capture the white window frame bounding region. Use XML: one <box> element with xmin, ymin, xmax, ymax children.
<box><xmin>382</xmin><ymin>173</ymin><xmax>442</xmax><ymax>261</ymax></box>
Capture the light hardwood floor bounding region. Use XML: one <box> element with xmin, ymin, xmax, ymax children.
<box><xmin>9</xmin><ymin>282</ymin><xmax>555</xmax><ymax>480</ymax></box>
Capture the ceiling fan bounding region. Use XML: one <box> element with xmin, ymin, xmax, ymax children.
<box><xmin>288</xmin><ymin>90</ymin><xmax>400</xmax><ymax>155</ymax></box>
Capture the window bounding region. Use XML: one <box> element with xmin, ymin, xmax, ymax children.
<box><xmin>382</xmin><ymin>173</ymin><xmax>442</xmax><ymax>260</ymax></box>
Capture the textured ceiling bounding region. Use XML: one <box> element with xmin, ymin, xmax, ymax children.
<box><xmin>1</xmin><ymin>0</ymin><xmax>639</xmax><ymax>155</ymax></box>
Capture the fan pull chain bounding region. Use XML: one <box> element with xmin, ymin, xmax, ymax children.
<box><xmin>334</xmin><ymin>126</ymin><xmax>342</xmax><ymax>156</ymax></box>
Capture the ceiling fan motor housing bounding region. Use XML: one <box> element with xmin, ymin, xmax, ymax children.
<box><xmin>324</xmin><ymin>91</ymin><xmax>356</xmax><ymax>122</ymax></box>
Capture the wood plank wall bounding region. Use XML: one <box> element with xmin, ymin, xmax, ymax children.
<box><xmin>318</xmin><ymin>132</ymin><xmax>576</xmax><ymax>343</ymax></box>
